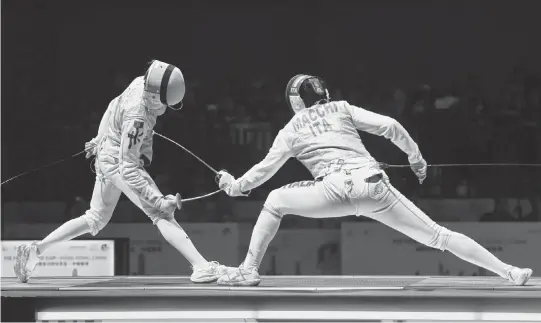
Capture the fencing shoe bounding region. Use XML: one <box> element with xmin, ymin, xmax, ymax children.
<box><xmin>217</xmin><ymin>265</ymin><xmax>261</xmax><ymax>286</ymax></box>
<box><xmin>506</xmin><ymin>266</ymin><xmax>533</xmax><ymax>286</ymax></box>
<box><xmin>190</xmin><ymin>261</ymin><xmax>230</xmax><ymax>283</ymax></box>
<box><xmin>14</xmin><ymin>241</ymin><xmax>40</xmax><ymax>283</ymax></box>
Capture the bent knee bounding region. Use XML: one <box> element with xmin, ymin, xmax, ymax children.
<box><xmin>81</xmin><ymin>209</ymin><xmax>113</xmax><ymax>236</ymax></box>
<box><xmin>426</xmin><ymin>225</ymin><xmax>453</xmax><ymax>251</ymax></box>
<box><xmin>152</xmin><ymin>212</ymin><xmax>175</xmax><ymax>225</ymax></box>
<box><xmin>263</xmin><ymin>189</ymin><xmax>285</xmax><ymax>219</ymax></box>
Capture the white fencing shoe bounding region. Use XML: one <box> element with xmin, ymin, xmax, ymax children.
<box><xmin>217</xmin><ymin>265</ymin><xmax>261</xmax><ymax>286</ymax></box>
<box><xmin>506</xmin><ymin>266</ymin><xmax>533</xmax><ymax>286</ymax></box>
<box><xmin>190</xmin><ymin>261</ymin><xmax>231</xmax><ymax>283</ymax></box>
<box><xmin>14</xmin><ymin>241</ymin><xmax>40</xmax><ymax>283</ymax></box>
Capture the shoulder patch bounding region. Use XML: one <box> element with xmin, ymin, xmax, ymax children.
<box><xmin>127</xmin><ymin>121</ymin><xmax>145</xmax><ymax>150</ymax></box>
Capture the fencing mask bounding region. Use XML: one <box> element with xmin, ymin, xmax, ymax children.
<box><xmin>285</xmin><ymin>74</ymin><xmax>330</xmax><ymax>113</ymax></box>
<box><xmin>143</xmin><ymin>60</ymin><xmax>185</xmax><ymax>110</ymax></box>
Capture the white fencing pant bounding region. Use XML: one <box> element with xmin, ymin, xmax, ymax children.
<box><xmin>82</xmin><ymin>154</ymin><xmax>173</xmax><ymax>236</ymax></box>
<box><xmin>265</xmin><ymin>169</ymin><xmax>451</xmax><ymax>251</ymax></box>
<box><xmin>258</xmin><ymin>168</ymin><xmax>511</xmax><ymax>277</ymax></box>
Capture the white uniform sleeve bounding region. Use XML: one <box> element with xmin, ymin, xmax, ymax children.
<box><xmin>345</xmin><ymin>102</ymin><xmax>423</xmax><ymax>163</ymax></box>
<box><xmin>139</xmin><ymin>132</ymin><xmax>153</xmax><ymax>166</ymax></box>
<box><xmin>119</xmin><ymin>119</ymin><xmax>166</xmax><ymax>210</ymax></box>
<box><xmin>93</xmin><ymin>99</ymin><xmax>114</xmax><ymax>142</ymax></box>
<box><xmin>236</xmin><ymin>130</ymin><xmax>293</xmax><ymax>193</ymax></box>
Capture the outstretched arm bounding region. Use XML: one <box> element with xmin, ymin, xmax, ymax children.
<box><xmin>237</xmin><ymin>130</ymin><xmax>292</xmax><ymax>192</ymax></box>
<box><xmin>344</xmin><ymin>103</ymin><xmax>423</xmax><ymax>164</ymax></box>
<box><xmin>222</xmin><ymin>130</ymin><xmax>293</xmax><ymax>196</ymax></box>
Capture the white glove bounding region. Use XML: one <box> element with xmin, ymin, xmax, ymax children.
<box><xmin>410</xmin><ymin>158</ymin><xmax>427</xmax><ymax>184</ymax></box>
<box><xmin>159</xmin><ymin>193</ymin><xmax>182</xmax><ymax>214</ymax></box>
<box><xmin>140</xmin><ymin>155</ymin><xmax>151</xmax><ymax>168</ymax></box>
<box><xmin>216</xmin><ymin>170</ymin><xmax>249</xmax><ymax>197</ymax></box>
<box><xmin>85</xmin><ymin>138</ymin><xmax>99</xmax><ymax>159</ymax></box>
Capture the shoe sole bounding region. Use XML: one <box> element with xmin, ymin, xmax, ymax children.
<box><xmin>516</xmin><ymin>269</ymin><xmax>533</xmax><ymax>286</ymax></box>
<box><xmin>14</xmin><ymin>245</ymin><xmax>29</xmax><ymax>284</ymax></box>
<box><xmin>190</xmin><ymin>276</ymin><xmax>220</xmax><ymax>283</ymax></box>
<box><xmin>217</xmin><ymin>279</ymin><xmax>261</xmax><ymax>287</ymax></box>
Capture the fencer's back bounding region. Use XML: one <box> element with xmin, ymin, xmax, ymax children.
<box><xmin>101</xmin><ymin>77</ymin><xmax>156</xmax><ymax>157</ymax></box>
<box><xmin>283</xmin><ymin>100</ymin><xmax>377</xmax><ymax>179</ymax></box>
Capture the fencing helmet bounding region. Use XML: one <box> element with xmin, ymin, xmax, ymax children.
<box><xmin>285</xmin><ymin>74</ymin><xmax>330</xmax><ymax>113</ymax></box>
<box><xmin>143</xmin><ymin>60</ymin><xmax>185</xmax><ymax>110</ymax></box>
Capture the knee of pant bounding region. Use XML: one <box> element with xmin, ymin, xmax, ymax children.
<box><xmin>263</xmin><ymin>189</ymin><xmax>284</xmax><ymax>219</ymax></box>
<box><xmin>426</xmin><ymin>225</ymin><xmax>453</xmax><ymax>251</ymax></box>
<box><xmin>81</xmin><ymin>209</ymin><xmax>112</xmax><ymax>236</ymax></box>
<box><xmin>152</xmin><ymin>212</ymin><xmax>175</xmax><ymax>226</ymax></box>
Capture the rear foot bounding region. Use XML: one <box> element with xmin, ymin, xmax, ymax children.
<box><xmin>217</xmin><ymin>265</ymin><xmax>261</xmax><ymax>286</ymax></box>
<box><xmin>190</xmin><ymin>261</ymin><xmax>232</xmax><ymax>283</ymax></box>
<box><xmin>506</xmin><ymin>267</ymin><xmax>533</xmax><ymax>286</ymax></box>
<box><xmin>13</xmin><ymin>242</ymin><xmax>40</xmax><ymax>283</ymax></box>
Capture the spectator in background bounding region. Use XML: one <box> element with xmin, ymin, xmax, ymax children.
<box><xmin>521</xmin><ymin>196</ymin><xmax>540</xmax><ymax>222</ymax></box>
<box><xmin>154</xmin><ymin>173</ymin><xmax>172</xmax><ymax>193</ymax></box>
<box><xmin>480</xmin><ymin>199</ymin><xmax>516</xmax><ymax>222</ymax></box>
<box><xmin>331</xmin><ymin>88</ymin><xmax>343</xmax><ymax>102</ymax></box>
<box><xmin>391</xmin><ymin>88</ymin><xmax>406</xmax><ymax>118</ymax></box>
<box><xmin>462</xmin><ymin>73</ymin><xmax>483</xmax><ymax>117</ymax></box>
<box><xmin>317</xmin><ymin>242</ymin><xmax>341</xmax><ymax>275</ymax></box>
<box><xmin>235</xmin><ymin>105</ymin><xmax>251</xmax><ymax>123</ymax></box>
<box><xmin>500</xmin><ymin>64</ymin><xmax>527</xmax><ymax>116</ymax></box>
<box><xmin>64</xmin><ymin>196</ymin><xmax>89</xmax><ymax>222</ymax></box>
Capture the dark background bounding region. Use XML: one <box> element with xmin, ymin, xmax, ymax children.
<box><xmin>2</xmin><ymin>0</ymin><xmax>540</xmax><ymax>225</ymax></box>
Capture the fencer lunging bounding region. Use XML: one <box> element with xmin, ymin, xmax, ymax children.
<box><xmin>216</xmin><ymin>74</ymin><xmax>533</xmax><ymax>286</ymax></box>
<box><xmin>14</xmin><ymin>60</ymin><xmax>230</xmax><ymax>283</ymax></box>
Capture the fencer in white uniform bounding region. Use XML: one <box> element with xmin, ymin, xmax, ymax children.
<box><xmin>14</xmin><ymin>60</ymin><xmax>230</xmax><ymax>283</ymax></box>
<box><xmin>216</xmin><ymin>74</ymin><xmax>533</xmax><ymax>286</ymax></box>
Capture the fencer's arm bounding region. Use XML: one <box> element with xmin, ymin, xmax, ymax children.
<box><xmin>119</xmin><ymin>119</ymin><xmax>169</xmax><ymax>211</ymax></box>
<box><xmin>235</xmin><ymin>130</ymin><xmax>293</xmax><ymax>193</ymax></box>
<box><xmin>345</xmin><ymin>103</ymin><xmax>423</xmax><ymax>163</ymax></box>
<box><xmin>139</xmin><ymin>133</ymin><xmax>153</xmax><ymax>166</ymax></box>
<box><xmin>93</xmin><ymin>100</ymin><xmax>114</xmax><ymax>142</ymax></box>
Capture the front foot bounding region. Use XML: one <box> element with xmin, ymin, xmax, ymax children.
<box><xmin>217</xmin><ymin>267</ymin><xmax>261</xmax><ymax>286</ymax></box>
<box><xmin>507</xmin><ymin>267</ymin><xmax>533</xmax><ymax>286</ymax></box>
<box><xmin>190</xmin><ymin>261</ymin><xmax>232</xmax><ymax>283</ymax></box>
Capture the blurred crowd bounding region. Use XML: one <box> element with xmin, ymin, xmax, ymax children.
<box><xmin>3</xmin><ymin>1</ymin><xmax>541</xmax><ymax>226</ymax></box>
<box><xmin>158</xmin><ymin>64</ymin><xmax>541</xmax><ymax>201</ymax></box>
<box><xmin>2</xmin><ymin>64</ymin><xmax>540</xmax><ymax>223</ymax></box>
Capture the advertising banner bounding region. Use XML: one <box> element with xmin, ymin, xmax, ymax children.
<box><xmin>1</xmin><ymin>240</ymin><xmax>115</xmax><ymax>278</ymax></box>
<box><xmin>341</xmin><ymin>222</ymin><xmax>541</xmax><ymax>276</ymax></box>
<box><xmin>3</xmin><ymin>223</ymin><xmax>242</xmax><ymax>275</ymax></box>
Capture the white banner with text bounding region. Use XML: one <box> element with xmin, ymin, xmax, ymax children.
<box><xmin>1</xmin><ymin>240</ymin><xmax>115</xmax><ymax>278</ymax></box>
<box><xmin>341</xmin><ymin>222</ymin><xmax>541</xmax><ymax>275</ymax></box>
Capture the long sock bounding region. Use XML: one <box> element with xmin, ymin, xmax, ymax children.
<box><xmin>376</xmin><ymin>182</ymin><xmax>513</xmax><ymax>279</ymax></box>
<box><xmin>243</xmin><ymin>209</ymin><xmax>282</xmax><ymax>271</ymax></box>
<box><xmin>156</xmin><ymin>219</ymin><xmax>207</xmax><ymax>268</ymax></box>
<box><xmin>37</xmin><ymin>217</ymin><xmax>91</xmax><ymax>255</ymax></box>
<box><xmin>446</xmin><ymin>232</ymin><xmax>510</xmax><ymax>278</ymax></box>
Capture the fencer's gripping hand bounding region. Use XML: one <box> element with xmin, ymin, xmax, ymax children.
<box><xmin>216</xmin><ymin>170</ymin><xmax>249</xmax><ymax>197</ymax></box>
<box><xmin>160</xmin><ymin>193</ymin><xmax>182</xmax><ymax>213</ymax></box>
<box><xmin>138</xmin><ymin>155</ymin><xmax>151</xmax><ymax>168</ymax></box>
<box><xmin>410</xmin><ymin>158</ymin><xmax>427</xmax><ymax>184</ymax></box>
<box><xmin>84</xmin><ymin>138</ymin><xmax>98</xmax><ymax>159</ymax></box>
